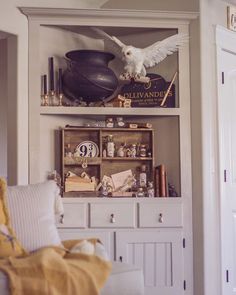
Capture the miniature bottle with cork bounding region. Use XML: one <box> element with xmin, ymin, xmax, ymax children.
<box><xmin>65</xmin><ymin>143</ymin><xmax>72</xmax><ymax>158</ymax></box>
<box><xmin>106</xmin><ymin>135</ymin><xmax>115</xmax><ymax>157</ymax></box>
<box><xmin>117</xmin><ymin>142</ymin><xmax>126</xmax><ymax>157</ymax></box>
<box><xmin>139</xmin><ymin>164</ymin><xmax>147</xmax><ymax>188</ymax></box>
<box><xmin>147</xmin><ymin>181</ymin><xmax>155</xmax><ymax>198</ymax></box>
<box><xmin>106</xmin><ymin>117</ymin><xmax>114</xmax><ymax>128</ymax></box>
<box><xmin>139</xmin><ymin>144</ymin><xmax>147</xmax><ymax>157</ymax></box>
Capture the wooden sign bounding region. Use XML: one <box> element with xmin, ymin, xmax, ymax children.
<box><xmin>119</xmin><ymin>73</ymin><xmax>176</xmax><ymax>108</ymax></box>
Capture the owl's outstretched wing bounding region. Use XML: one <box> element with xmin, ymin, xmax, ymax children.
<box><xmin>143</xmin><ymin>33</ymin><xmax>188</xmax><ymax>68</ymax></box>
<box><xmin>91</xmin><ymin>27</ymin><xmax>124</xmax><ymax>60</ymax></box>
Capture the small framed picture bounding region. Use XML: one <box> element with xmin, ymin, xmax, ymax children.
<box><xmin>227</xmin><ymin>5</ymin><xmax>236</xmax><ymax>32</ymax></box>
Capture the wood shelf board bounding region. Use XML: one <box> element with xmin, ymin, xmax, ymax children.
<box><xmin>40</xmin><ymin>106</ymin><xmax>181</xmax><ymax>117</ymax></box>
<box><xmin>62</xmin><ymin>127</ymin><xmax>154</xmax><ymax>132</ymax></box>
<box><xmin>62</xmin><ymin>194</ymin><xmax>182</xmax><ymax>201</ymax></box>
<box><xmin>102</xmin><ymin>157</ymin><xmax>153</xmax><ymax>161</ymax></box>
<box><xmin>64</xmin><ymin>163</ymin><xmax>101</xmax><ymax>166</ymax></box>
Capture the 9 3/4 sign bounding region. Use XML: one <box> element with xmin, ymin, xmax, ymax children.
<box><xmin>74</xmin><ymin>141</ymin><xmax>99</xmax><ymax>158</ymax></box>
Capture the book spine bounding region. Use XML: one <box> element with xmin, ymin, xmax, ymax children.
<box><xmin>156</xmin><ymin>165</ymin><xmax>168</xmax><ymax>197</ymax></box>
<box><xmin>165</xmin><ymin>170</ymin><xmax>169</xmax><ymax>197</ymax></box>
<box><xmin>154</xmin><ymin>167</ymin><xmax>160</xmax><ymax>197</ymax></box>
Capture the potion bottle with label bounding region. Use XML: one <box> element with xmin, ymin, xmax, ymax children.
<box><xmin>139</xmin><ymin>164</ymin><xmax>147</xmax><ymax>188</ymax></box>
<box><xmin>106</xmin><ymin>135</ymin><xmax>115</xmax><ymax>157</ymax></box>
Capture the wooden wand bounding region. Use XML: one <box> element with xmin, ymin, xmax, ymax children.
<box><xmin>160</xmin><ymin>71</ymin><xmax>178</xmax><ymax>107</ymax></box>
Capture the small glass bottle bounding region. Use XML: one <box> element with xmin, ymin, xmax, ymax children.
<box><xmin>65</xmin><ymin>143</ymin><xmax>72</xmax><ymax>157</ymax></box>
<box><xmin>116</xmin><ymin>117</ymin><xmax>125</xmax><ymax>127</ymax></box>
<box><xmin>130</xmin><ymin>144</ymin><xmax>137</xmax><ymax>158</ymax></box>
<box><xmin>140</xmin><ymin>144</ymin><xmax>147</xmax><ymax>157</ymax></box>
<box><xmin>101</xmin><ymin>182</ymin><xmax>109</xmax><ymax>197</ymax></box>
<box><xmin>139</xmin><ymin>164</ymin><xmax>147</xmax><ymax>187</ymax></box>
<box><xmin>106</xmin><ymin>135</ymin><xmax>115</xmax><ymax>157</ymax></box>
<box><xmin>106</xmin><ymin>117</ymin><xmax>114</xmax><ymax>128</ymax></box>
<box><xmin>137</xmin><ymin>187</ymin><xmax>145</xmax><ymax>198</ymax></box>
<box><xmin>117</xmin><ymin>143</ymin><xmax>125</xmax><ymax>157</ymax></box>
<box><xmin>147</xmin><ymin>181</ymin><xmax>155</xmax><ymax>198</ymax></box>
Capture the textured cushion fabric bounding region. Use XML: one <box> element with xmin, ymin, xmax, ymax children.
<box><xmin>7</xmin><ymin>180</ymin><xmax>62</xmax><ymax>252</ymax></box>
<box><xmin>0</xmin><ymin>262</ymin><xmax>144</xmax><ymax>295</ymax></box>
<box><xmin>0</xmin><ymin>178</ymin><xmax>25</xmax><ymax>257</ymax></box>
<box><xmin>101</xmin><ymin>262</ymin><xmax>144</xmax><ymax>295</ymax></box>
<box><xmin>0</xmin><ymin>269</ymin><xmax>9</xmax><ymax>295</ymax></box>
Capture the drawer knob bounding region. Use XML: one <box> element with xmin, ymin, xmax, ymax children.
<box><xmin>158</xmin><ymin>213</ymin><xmax>164</xmax><ymax>223</ymax></box>
<box><xmin>59</xmin><ymin>214</ymin><xmax>64</xmax><ymax>224</ymax></box>
<box><xmin>110</xmin><ymin>213</ymin><xmax>116</xmax><ymax>223</ymax></box>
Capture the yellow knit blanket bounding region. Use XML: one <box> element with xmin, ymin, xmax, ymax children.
<box><xmin>0</xmin><ymin>239</ymin><xmax>111</xmax><ymax>295</ymax></box>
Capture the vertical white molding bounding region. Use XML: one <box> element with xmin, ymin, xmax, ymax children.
<box><xmin>189</xmin><ymin>17</ymin><xmax>204</xmax><ymax>295</ymax></box>
<box><xmin>199</xmin><ymin>1</ymin><xmax>227</xmax><ymax>294</ymax></box>
<box><xmin>28</xmin><ymin>19</ymin><xmax>41</xmax><ymax>183</ymax></box>
<box><xmin>0</xmin><ymin>38</ymin><xmax>8</xmax><ymax>179</ymax></box>
<box><xmin>7</xmin><ymin>36</ymin><xmax>18</xmax><ymax>185</ymax></box>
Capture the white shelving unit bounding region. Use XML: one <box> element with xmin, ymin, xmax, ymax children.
<box><xmin>40</xmin><ymin>106</ymin><xmax>182</xmax><ymax>116</ymax></box>
<box><xmin>21</xmin><ymin>7</ymin><xmax>197</xmax><ymax>295</ymax></box>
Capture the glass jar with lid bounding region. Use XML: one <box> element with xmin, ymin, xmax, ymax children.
<box><xmin>116</xmin><ymin>117</ymin><xmax>125</xmax><ymax>127</ymax></box>
<box><xmin>106</xmin><ymin>117</ymin><xmax>114</xmax><ymax>128</ymax></box>
<box><xmin>139</xmin><ymin>144</ymin><xmax>147</xmax><ymax>157</ymax></box>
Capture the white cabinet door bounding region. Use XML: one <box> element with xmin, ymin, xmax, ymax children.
<box><xmin>217</xmin><ymin>27</ymin><xmax>236</xmax><ymax>295</ymax></box>
<box><xmin>116</xmin><ymin>230</ymin><xmax>184</xmax><ymax>295</ymax></box>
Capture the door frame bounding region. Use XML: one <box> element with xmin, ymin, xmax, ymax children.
<box><xmin>216</xmin><ymin>24</ymin><xmax>236</xmax><ymax>295</ymax></box>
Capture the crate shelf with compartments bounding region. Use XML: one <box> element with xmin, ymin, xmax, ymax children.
<box><xmin>61</xmin><ymin>126</ymin><xmax>154</xmax><ymax>196</ymax></box>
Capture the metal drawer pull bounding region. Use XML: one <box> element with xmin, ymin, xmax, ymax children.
<box><xmin>110</xmin><ymin>213</ymin><xmax>116</xmax><ymax>223</ymax></box>
<box><xmin>158</xmin><ymin>213</ymin><xmax>163</xmax><ymax>223</ymax></box>
<box><xmin>60</xmin><ymin>214</ymin><xmax>64</xmax><ymax>224</ymax></box>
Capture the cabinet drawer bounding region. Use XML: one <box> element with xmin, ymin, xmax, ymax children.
<box><xmin>90</xmin><ymin>203</ymin><xmax>135</xmax><ymax>228</ymax></box>
<box><xmin>139</xmin><ymin>203</ymin><xmax>183</xmax><ymax>228</ymax></box>
<box><xmin>57</xmin><ymin>202</ymin><xmax>86</xmax><ymax>228</ymax></box>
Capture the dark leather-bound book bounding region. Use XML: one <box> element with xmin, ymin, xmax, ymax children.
<box><xmin>154</xmin><ymin>167</ymin><xmax>160</xmax><ymax>197</ymax></box>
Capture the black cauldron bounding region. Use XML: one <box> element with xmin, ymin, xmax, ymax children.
<box><xmin>62</xmin><ymin>50</ymin><xmax>118</xmax><ymax>103</ymax></box>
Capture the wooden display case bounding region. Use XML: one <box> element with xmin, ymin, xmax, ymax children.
<box><xmin>61</xmin><ymin>126</ymin><xmax>154</xmax><ymax>196</ymax></box>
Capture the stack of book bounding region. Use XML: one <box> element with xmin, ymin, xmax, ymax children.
<box><xmin>65</xmin><ymin>176</ymin><xmax>95</xmax><ymax>192</ymax></box>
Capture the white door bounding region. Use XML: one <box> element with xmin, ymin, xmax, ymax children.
<box><xmin>216</xmin><ymin>26</ymin><xmax>236</xmax><ymax>295</ymax></box>
<box><xmin>116</xmin><ymin>230</ymin><xmax>184</xmax><ymax>295</ymax></box>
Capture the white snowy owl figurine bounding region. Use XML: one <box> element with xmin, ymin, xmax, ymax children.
<box><xmin>93</xmin><ymin>28</ymin><xmax>188</xmax><ymax>82</ymax></box>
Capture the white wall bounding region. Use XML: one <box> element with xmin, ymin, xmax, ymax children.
<box><xmin>221</xmin><ymin>0</ymin><xmax>236</xmax><ymax>4</ymax></box>
<box><xmin>103</xmin><ymin>0</ymin><xmax>199</xmax><ymax>11</ymax></box>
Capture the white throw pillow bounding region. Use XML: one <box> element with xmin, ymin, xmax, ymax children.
<box><xmin>6</xmin><ymin>180</ymin><xmax>62</xmax><ymax>252</ymax></box>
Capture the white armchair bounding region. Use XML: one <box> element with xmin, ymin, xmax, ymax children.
<box><xmin>102</xmin><ymin>261</ymin><xmax>144</xmax><ymax>295</ymax></box>
<box><xmin>0</xmin><ymin>180</ymin><xmax>144</xmax><ymax>295</ymax></box>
